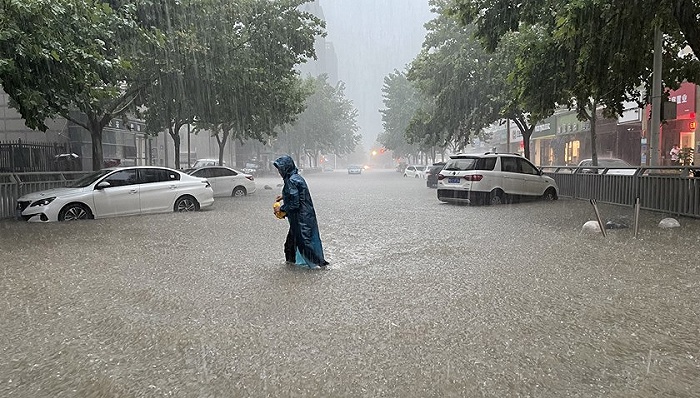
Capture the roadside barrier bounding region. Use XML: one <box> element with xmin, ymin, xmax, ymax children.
<box><xmin>542</xmin><ymin>166</ymin><xmax>700</xmax><ymax>219</ymax></box>
<box><xmin>0</xmin><ymin>172</ymin><xmax>91</xmax><ymax>219</ymax></box>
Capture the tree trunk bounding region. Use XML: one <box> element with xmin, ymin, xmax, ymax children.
<box><xmin>90</xmin><ymin>129</ymin><xmax>104</xmax><ymax>171</ymax></box>
<box><xmin>169</xmin><ymin>123</ymin><xmax>182</xmax><ymax>169</ymax></box>
<box><xmin>590</xmin><ymin>100</ymin><xmax>598</xmax><ymax>166</ymax></box>
<box><xmin>217</xmin><ymin>130</ymin><xmax>229</xmax><ymax>166</ymax></box>
<box><xmin>523</xmin><ymin>129</ymin><xmax>533</xmax><ymax>160</ymax></box>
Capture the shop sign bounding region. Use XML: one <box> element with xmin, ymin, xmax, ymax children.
<box><xmin>668</xmin><ymin>82</ymin><xmax>696</xmax><ymax>118</ymax></box>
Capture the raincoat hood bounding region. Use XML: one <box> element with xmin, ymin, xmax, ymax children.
<box><xmin>273</xmin><ymin>155</ymin><xmax>298</xmax><ymax>179</ymax></box>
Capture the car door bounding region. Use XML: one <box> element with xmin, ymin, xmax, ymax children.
<box><xmin>517</xmin><ymin>158</ymin><xmax>548</xmax><ymax>196</ymax></box>
<box><xmin>138</xmin><ymin>168</ymin><xmax>180</xmax><ymax>213</ymax></box>
<box><xmin>191</xmin><ymin>168</ymin><xmax>221</xmax><ymax>195</ymax></box>
<box><xmin>499</xmin><ymin>156</ymin><xmax>524</xmax><ymax>195</ymax></box>
<box><xmin>216</xmin><ymin>167</ymin><xmax>239</xmax><ymax>196</ymax></box>
<box><xmin>92</xmin><ymin>169</ymin><xmax>140</xmax><ymax>217</ymax></box>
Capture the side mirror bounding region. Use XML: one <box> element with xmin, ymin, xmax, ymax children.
<box><xmin>96</xmin><ymin>181</ymin><xmax>111</xmax><ymax>190</ymax></box>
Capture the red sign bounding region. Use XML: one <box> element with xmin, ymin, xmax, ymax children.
<box><xmin>667</xmin><ymin>82</ymin><xmax>696</xmax><ymax>119</ymax></box>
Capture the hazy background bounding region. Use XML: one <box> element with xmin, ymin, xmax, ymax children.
<box><xmin>321</xmin><ymin>1</ymin><xmax>434</xmax><ymax>149</ymax></box>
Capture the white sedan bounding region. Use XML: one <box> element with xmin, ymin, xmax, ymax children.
<box><xmin>16</xmin><ymin>166</ymin><xmax>214</xmax><ymax>222</ymax></box>
<box><xmin>186</xmin><ymin>166</ymin><xmax>256</xmax><ymax>197</ymax></box>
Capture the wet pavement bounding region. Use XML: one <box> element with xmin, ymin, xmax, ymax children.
<box><xmin>1</xmin><ymin>168</ymin><xmax>699</xmax><ymax>397</ymax></box>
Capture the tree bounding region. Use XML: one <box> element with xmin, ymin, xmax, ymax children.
<box><xmin>378</xmin><ymin>70</ymin><xmax>423</xmax><ymax>159</ymax></box>
<box><xmin>189</xmin><ymin>0</ymin><xmax>324</xmax><ymax>166</ymax></box>
<box><xmin>447</xmin><ymin>0</ymin><xmax>699</xmax><ymax>163</ymax></box>
<box><xmin>408</xmin><ymin>3</ymin><xmax>498</xmax><ymax>149</ymax></box>
<box><xmin>0</xmin><ymin>0</ymin><xmax>161</xmax><ymax>170</ymax></box>
<box><xmin>279</xmin><ymin>75</ymin><xmax>361</xmax><ymax>166</ymax></box>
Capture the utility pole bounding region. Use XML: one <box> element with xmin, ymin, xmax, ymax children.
<box><xmin>649</xmin><ymin>25</ymin><xmax>663</xmax><ymax>166</ymax></box>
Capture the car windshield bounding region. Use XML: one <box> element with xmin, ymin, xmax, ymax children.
<box><xmin>66</xmin><ymin>169</ymin><xmax>113</xmax><ymax>188</ymax></box>
<box><xmin>599</xmin><ymin>159</ymin><xmax>631</xmax><ymax>168</ymax></box>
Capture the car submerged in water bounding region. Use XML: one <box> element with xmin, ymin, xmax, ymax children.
<box><xmin>15</xmin><ymin>166</ymin><xmax>214</xmax><ymax>222</ymax></box>
<box><xmin>437</xmin><ymin>152</ymin><xmax>558</xmax><ymax>205</ymax></box>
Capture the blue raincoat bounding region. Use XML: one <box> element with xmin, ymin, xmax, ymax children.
<box><xmin>273</xmin><ymin>155</ymin><xmax>329</xmax><ymax>268</ymax></box>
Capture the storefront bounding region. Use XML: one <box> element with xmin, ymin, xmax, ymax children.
<box><xmin>531</xmin><ymin>117</ymin><xmax>555</xmax><ymax>166</ymax></box>
<box><xmin>660</xmin><ymin>82</ymin><xmax>697</xmax><ymax>165</ymax></box>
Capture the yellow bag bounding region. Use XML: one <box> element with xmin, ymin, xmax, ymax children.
<box><xmin>273</xmin><ymin>201</ymin><xmax>286</xmax><ymax>219</ymax></box>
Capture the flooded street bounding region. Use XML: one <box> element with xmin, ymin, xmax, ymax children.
<box><xmin>1</xmin><ymin>169</ymin><xmax>699</xmax><ymax>397</ymax></box>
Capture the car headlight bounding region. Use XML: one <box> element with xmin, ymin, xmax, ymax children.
<box><xmin>30</xmin><ymin>197</ymin><xmax>56</xmax><ymax>207</ymax></box>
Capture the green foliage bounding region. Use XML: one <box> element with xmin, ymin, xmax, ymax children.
<box><xmin>279</xmin><ymin>75</ymin><xmax>361</xmax><ymax>160</ymax></box>
<box><xmin>378</xmin><ymin>70</ymin><xmax>423</xmax><ymax>158</ymax></box>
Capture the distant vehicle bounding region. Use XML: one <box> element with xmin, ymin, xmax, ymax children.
<box><xmin>403</xmin><ymin>165</ymin><xmax>426</xmax><ymax>178</ymax></box>
<box><xmin>575</xmin><ymin>158</ymin><xmax>637</xmax><ymax>175</ymax></box>
<box><xmin>242</xmin><ymin>161</ymin><xmax>262</xmax><ymax>176</ymax></box>
<box><xmin>437</xmin><ymin>152</ymin><xmax>558</xmax><ymax>205</ymax></box>
<box><xmin>192</xmin><ymin>159</ymin><xmax>225</xmax><ymax>168</ymax></box>
<box><xmin>186</xmin><ymin>166</ymin><xmax>255</xmax><ymax>197</ymax></box>
<box><xmin>425</xmin><ymin>162</ymin><xmax>446</xmax><ymax>188</ymax></box>
<box><xmin>347</xmin><ymin>165</ymin><xmax>363</xmax><ymax>174</ymax></box>
<box><xmin>16</xmin><ymin>166</ymin><xmax>214</xmax><ymax>222</ymax></box>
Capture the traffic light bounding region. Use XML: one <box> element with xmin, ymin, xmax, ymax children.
<box><xmin>379</xmin><ymin>148</ymin><xmax>386</xmax><ymax>154</ymax></box>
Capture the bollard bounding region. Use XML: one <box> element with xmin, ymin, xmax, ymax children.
<box><xmin>634</xmin><ymin>197</ymin><xmax>641</xmax><ymax>238</ymax></box>
<box><xmin>590</xmin><ymin>199</ymin><xmax>607</xmax><ymax>237</ymax></box>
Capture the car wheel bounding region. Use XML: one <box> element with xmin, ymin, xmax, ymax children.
<box><xmin>58</xmin><ymin>203</ymin><xmax>92</xmax><ymax>221</ymax></box>
<box><xmin>488</xmin><ymin>190</ymin><xmax>503</xmax><ymax>205</ymax></box>
<box><xmin>232</xmin><ymin>186</ymin><xmax>247</xmax><ymax>197</ymax></box>
<box><xmin>542</xmin><ymin>188</ymin><xmax>558</xmax><ymax>201</ymax></box>
<box><xmin>174</xmin><ymin>195</ymin><xmax>199</xmax><ymax>212</ymax></box>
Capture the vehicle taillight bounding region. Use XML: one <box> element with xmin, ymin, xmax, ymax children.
<box><xmin>245</xmin><ymin>176</ymin><xmax>254</xmax><ymax>181</ymax></box>
<box><xmin>437</xmin><ymin>174</ymin><xmax>445</xmax><ymax>180</ymax></box>
<box><xmin>463</xmin><ymin>175</ymin><xmax>483</xmax><ymax>181</ymax></box>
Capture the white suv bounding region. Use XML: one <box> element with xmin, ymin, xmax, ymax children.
<box><xmin>437</xmin><ymin>153</ymin><xmax>558</xmax><ymax>205</ymax></box>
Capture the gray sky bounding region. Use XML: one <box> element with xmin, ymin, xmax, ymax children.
<box><xmin>320</xmin><ymin>1</ymin><xmax>434</xmax><ymax>148</ymax></box>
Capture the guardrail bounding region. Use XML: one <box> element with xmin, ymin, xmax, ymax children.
<box><xmin>0</xmin><ymin>172</ymin><xmax>91</xmax><ymax>220</ymax></box>
<box><xmin>542</xmin><ymin>166</ymin><xmax>700</xmax><ymax>219</ymax></box>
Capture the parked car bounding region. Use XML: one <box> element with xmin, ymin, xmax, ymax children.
<box><xmin>192</xmin><ymin>159</ymin><xmax>225</xmax><ymax>168</ymax></box>
<box><xmin>241</xmin><ymin>161</ymin><xmax>262</xmax><ymax>176</ymax></box>
<box><xmin>186</xmin><ymin>166</ymin><xmax>256</xmax><ymax>197</ymax></box>
<box><xmin>437</xmin><ymin>153</ymin><xmax>558</xmax><ymax>205</ymax></box>
<box><xmin>575</xmin><ymin>158</ymin><xmax>637</xmax><ymax>175</ymax></box>
<box><xmin>347</xmin><ymin>165</ymin><xmax>363</xmax><ymax>174</ymax></box>
<box><xmin>403</xmin><ymin>164</ymin><xmax>426</xmax><ymax>178</ymax></box>
<box><xmin>15</xmin><ymin>166</ymin><xmax>214</xmax><ymax>222</ymax></box>
<box><xmin>425</xmin><ymin>162</ymin><xmax>446</xmax><ymax>188</ymax></box>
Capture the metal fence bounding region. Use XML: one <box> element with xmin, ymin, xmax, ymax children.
<box><xmin>0</xmin><ymin>172</ymin><xmax>91</xmax><ymax>219</ymax></box>
<box><xmin>0</xmin><ymin>139</ymin><xmax>70</xmax><ymax>172</ymax></box>
<box><xmin>542</xmin><ymin>166</ymin><xmax>700</xmax><ymax>219</ymax></box>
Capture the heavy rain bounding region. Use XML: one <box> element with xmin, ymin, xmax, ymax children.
<box><xmin>1</xmin><ymin>0</ymin><xmax>700</xmax><ymax>397</ymax></box>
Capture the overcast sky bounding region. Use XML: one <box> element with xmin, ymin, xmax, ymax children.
<box><xmin>320</xmin><ymin>1</ymin><xmax>435</xmax><ymax>149</ymax></box>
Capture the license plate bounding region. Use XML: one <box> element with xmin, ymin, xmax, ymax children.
<box><xmin>448</xmin><ymin>177</ymin><xmax>461</xmax><ymax>183</ymax></box>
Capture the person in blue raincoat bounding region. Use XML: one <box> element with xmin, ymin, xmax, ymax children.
<box><xmin>273</xmin><ymin>155</ymin><xmax>329</xmax><ymax>269</ymax></box>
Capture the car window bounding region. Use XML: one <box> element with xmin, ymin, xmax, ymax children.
<box><xmin>140</xmin><ymin>168</ymin><xmax>177</xmax><ymax>183</ymax></box>
<box><xmin>416</xmin><ymin>166</ymin><xmax>425</xmax><ymax>171</ymax></box>
<box><xmin>500</xmin><ymin>157</ymin><xmax>518</xmax><ymax>173</ymax></box>
<box><xmin>517</xmin><ymin>158</ymin><xmax>539</xmax><ymax>175</ymax></box>
<box><xmin>217</xmin><ymin>168</ymin><xmax>237</xmax><ymax>177</ymax></box>
<box><xmin>103</xmin><ymin>169</ymin><xmax>138</xmax><ymax>187</ymax></box>
<box><xmin>444</xmin><ymin>157</ymin><xmax>496</xmax><ymax>171</ymax></box>
<box><xmin>192</xmin><ymin>168</ymin><xmax>211</xmax><ymax>178</ymax></box>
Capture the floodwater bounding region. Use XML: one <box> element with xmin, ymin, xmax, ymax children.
<box><xmin>1</xmin><ymin>168</ymin><xmax>699</xmax><ymax>397</ymax></box>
